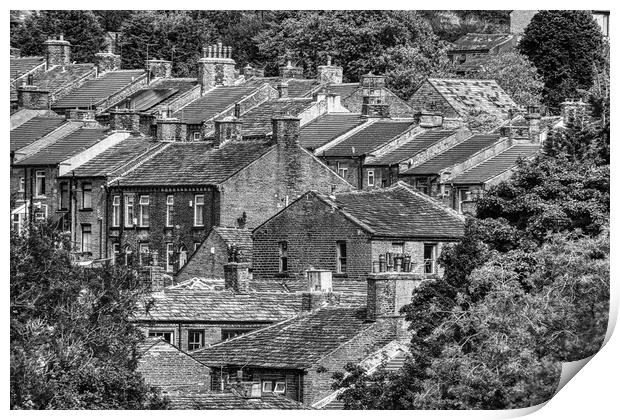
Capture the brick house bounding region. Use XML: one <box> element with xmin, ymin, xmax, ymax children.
<box><xmin>408</xmin><ymin>78</ymin><xmax>517</xmax><ymax>121</ymax></box>
<box><xmin>107</xmin><ymin>115</ymin><xmax>351</xmax><ymax>274</ymax></box>
<box><xmin>191</xmin><ymin>270</ymin><xmax>422</xmax><ymax>405</ymax></box>
<box><xmin>176</xmin><ymin>227</ymin><xmax>252</xmax><ymax>281</ymax></box>
<box><xmin>252</xmin><ymin>182</ymin><xmax>465</xmax><ymax>284</ymax></box>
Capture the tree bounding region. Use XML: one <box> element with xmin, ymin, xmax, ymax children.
<box><xmin>518</xmin><ymin>11</ymin><xmax>605</xmax><ymax>111</ymax></box>
<box><xmin>10</xmin><ymin>224</ymin><xmax>167</xmax><ymax>409</ymax></box>
<box><xmin>254</xmin><ymin>11</ymin><xmax>453</xmax><ymax>100</ymax></box>
<box><xmin>119</xmin><ymin>11</ymin><xmax>215</xmax><ymax>77</ymax></box>
<box><xmin>465</xmin><ymin>51</ymin><xmax>543</xmax><ymax>108</ymax></box>
<box><xmin>420</xmin><ymin>10</ymin><xmax>511</xmax><ymax>42</ymax></box>
<box><xmin>10</xmin><ymin>11</ymin><xmax>106</xmax><ymax>64</ymax></box>
<box><xmin>93</xmin><ymin>11</ymin><xmax>136</xmax><ymax>32</ymax></box>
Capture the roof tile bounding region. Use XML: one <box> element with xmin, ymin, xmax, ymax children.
<box><xmin>368</xmin><ymin>129</ymin><xmax>457</xmax><ymax>165</ymax></box>
<box><xmin>10</xmin><ymin>116</ymin><xmax>66</xmax><ymax>152</ymax></box>
<box><xmin>323</xmin><ymin>120</ymin><xmax>414</xmax><ymax>157</ymax></box>
<box><xmin>299</xmin><ymin>113</ymin><xmax>365</xmax><ymax>150</ymax></box>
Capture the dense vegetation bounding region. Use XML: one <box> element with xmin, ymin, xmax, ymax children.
<box><xmin>10</xmin><ymin>225</ymin><xmax>167</xmax><ymax>409</ymax></box>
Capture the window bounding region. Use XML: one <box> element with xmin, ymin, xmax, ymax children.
<box><xmin>112</xmin><ymin>243</ymin><xmax>120</xmax><ymax>265</ymax></box>
<box><xmin>193</xmin><ymin>131</ymin><xmax>201</xmax><ymax>141</ymax></box>
<box><xmin>139</xmin><ymin>243</ymin><xmax>149</xmax><ymax>266</ymax></box>
<box><xmin>188</xmin><ymin>330</ymin><xmax>204</xmax><ymax>350</ymax></box>
<box><xmin>124</xmin><ymin>245</ymin><xmax>133</xmax><ymax>266</ymax></box>
<box><xmin>166</xmin><ymin>243</ymin><xmax>174</xmax><ymax>272</ymax></box>
<box><xmin>59</xmin><ymin>182</ymin><xmax>69</xmax><ymax>210</ymax></box>
<box><xmin>221</xmin><ymin>329</ymin><xmax>249</xmax><ymax>341</ymax></box>
<box><xmin>81</xmin><ymin>224</ymin><xmax>92</xmax><ymax>253</ymax></box>
<box><xmin>12</xmin><ymin>213</ymin><xmax>24</xmax><ymax>234</ymax></box>
<box><xmin>194</xmin><ymin>242</ymin><xmax>201</xmax><ymax>252</ymax></box>
<box><xmin>391</xmin><ymin>242</ymin><xmax>405</xmax><ymax>254</ymax></box>
<box><xmin>82</xmin><ymin>182</ymin><xmax>92</xmax><ymax>209</ymax></box>
<box><xmin>336</xmin><ymin>241</ymin><xmax>347</xmax><ymax>273</ymax></box>
<box><xmin>424</xmin><ymin>244</ymin><xmax>437</xmax><ymax>274</ymax></box>
<box><xmin>148</xmin><ymin>331</ymin><xmax>174</xmax><ymax>344</ymax></box>
<box><xmin>124</xmin><ymin>195</ymin><xmax>135</xmax><ymax>227</ymax></box>
<box><xmin>194</xmin><ymin>194</ymin><xmax>204</xmax><ymax>226</ymax></box>
<box><xmin>278</xmin><ymin>241</ymin><xmax>288</xmax><ymax>272</ymax></box>
<box><xmin>337</xmin><ymin>162</ymin><xmax>348</xmax><ymax>178</ymax></box>
<box><xmin>178</xmin><ymin>245</ymin><xmax>188</xmax><ymax>269</ymax></box>
<box><xmin>112</xmin><ymin>196</ymin><xmax>120</xmax><ymax>227</ymax></box>
<box><xmin>273</xmin><ymin>382</ymin><xmax>286</xmax><ymax>394</ymax></box>
<box><xmin>262</xmin><ymin>381</ymin><xmax>273</xmax><ymax>393</ymax></box>
<box><xmin>367</xmin><ymin>170</ymin><xmax>375</xmax><ymax>187</ymax></box>
<box><xmin>262</xmin><ymin>381</ymin><xmax>286</xmax><ymax>394</ymax></box>
<box><xmin>166</xmin><ymin>195</ymin><xmax>174</xmax><ymax>227</ymax></box>
<box><xmin>35</xmin><ymin>170</ymin><xmax>45</xmax><ymax>197</ymax></box>
<box><xmin>18</xmin><ymin>177</ymin><xmax>25</xmax><ymax>192</ymax></box>
<box><xmin>139</xmin><ymin>195</ymin><xmax>149</xmax><ymax>227</ymax></box>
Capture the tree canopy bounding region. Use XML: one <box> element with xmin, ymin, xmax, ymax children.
<box><xmin>10</xmin><ymin>10</ymin><xmax>106</xmax><ymax>64</ymax></box>
<box><xmin>518</xmin><ymin>10</ymin><xmax>605</xmax><ymax>111</ymax></box>
<box><xmin>10</xmin><ymin>224</ymin><xmax>167</xmax><ymax>409</ymax></box>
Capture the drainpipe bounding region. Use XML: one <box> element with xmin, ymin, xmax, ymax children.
<box><xmin>104</xmin><ymin>184</ymin><xmax>109</xmax><ymax>259</ymax></box>
<box><xmin>357</xmin><ymin>155</ymin><xmax>365</xmax><ymax>190</ymax></box>
<box><xmin>71</xmin><ymin>171</ymin><xmax>77</xmax><ymax>252</ymax></box>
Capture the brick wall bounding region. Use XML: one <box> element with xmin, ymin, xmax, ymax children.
<box><xmin>137</xmin><ymin>339</ymin><xmax>211</xmax><ymax>391</ymax></box>
<box><xmin>219</xmin><ymin>144</ymin><xmax>351</xmax><ymax>230</ymax></box>
<box><xmin>370</xmin><ymin>240</ymin><xmax>448</xmax><ymax>277</ymax></box>
<box><xmin>304</xmin><ymin>318</ymin><xmax>400</xmax><ymax>404</ymax></box>
<box><xmin>71</xmin><ymin>177</ymin><xmax>108</xmax><ymax>259</ymax></box>
<box><xmin>408</xmin><ymin>80</ymin><xmax>459</xmax><ymax>118</ymax></box>
<box><xmin>108</xmin><ymin>187</ymin><xmax>219</xmax><ymax>273</ymax></box>
<box><xmin>252</xmin><ymin>193</ymin><xmax>373</xmax><ymax>282</ymax></box>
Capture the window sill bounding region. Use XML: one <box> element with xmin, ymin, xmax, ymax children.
<box><xmin>33</xmin><ymin>195</ymin><xmax>46</xmax><ymax>199</ymax></box>
<box><xmin>333</xmin><ymin>273</ymin><xmax>349</xmax><ymax>279</ymax></box>
<box><xmin>79</xmin><ymin>208</ymin><xmax>93</xmax><ymax>212</ymax></box>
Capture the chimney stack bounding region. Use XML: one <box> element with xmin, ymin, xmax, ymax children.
<box><xmin>301</xmin><ymin>269</ymin><xmax>339</xmax><ymax>312</ymax></box>
<box><xmin>17</xmin><ymin>85</ymin><xmax>50</xmax><ymax>110</ymax></box>
<box><xmin>271</xmin><ymin>115</ymin><xmax>300</xmax><ymax>148</ymax></box>
<box><xmin>366</xmin><ymin>272</ymin><xmax>422</xmax><ymax>321</ymax></box>
<box><xmin>224</xmin><ymin>262</ymin><xmax>251</xmax><ymax>293</ymax></box>
<box><xmin>197</xmin><ymin>43</ymin><xmax>237</xmax><ymax>94</ymax></box>
<box><xmin>95</xmin><ymin>51</ymin><xmax>121</xmax><ymax>74</ymax></box>
<box><xmin>147</xmin><ymin>58</ymin><xmax>173</xmax><ymax>79</ymax></box>
<box><xmin>44</xmin><ymin>34</ymin><xmax>71</xmax><ymax>68</ymax></box>
<box><xmin>360</xmin><ymin>72</ymin><xmax>389</xmax><ymax>118</ymax></box>
<box><xmin>156</xmin><ymin>116</ymin><xmax>187</xmax><ymax>142</ymax></box>
<box><xmin>276</xmin><ymin>81</ymin><xmax>289</xmax><ymax>98</ymax></box>
<box><xmin>279</xmin><ymin>60</ymin><xmax>303</xmax><ymax>79</ymax></box>
<box><xmin>418</xmin><ymin>111</ymin><xmax>444</xmax><ymax>128</ymax></box>
<box><xmin>214</xmin><ymin>116</ymin><xmax>243</xmax><ymax>148</ymax></box>
<box><xmin>109</xmin><ymin>109</ymin><xmax>141</xmax><ymax>134</ymax></box>
<box><xmin>317</xmin><ymin>56</ymin><xmax>343</xmax><ymax>84</ymax></box>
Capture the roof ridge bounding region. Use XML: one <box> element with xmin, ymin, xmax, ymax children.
<box><xmin>108</xmin><ymin>142</ymin><xmax>172</xmax><ymax>184</ymax></box>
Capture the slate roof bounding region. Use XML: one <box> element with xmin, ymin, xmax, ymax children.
<box><xmin>213</xmin><ymin>227</ymin><xmax>253</xmax><ymax>260</ymax></box>
<box><xmin>426</xmin><ymin>78</ymin><xmax>517</xmax><ymax>118</ymax></box>
<box><xmin>402</xmin><ymin>134</ymin><xmax>501</xmax><ymax>175</ymax></box>
<box><xmin>299</xmin><ymin>113</ymin><xmax>365</xmax><ymax>150</ymax></box>
<box><xmin>450</xmin><ymin>33</ymin><xmax>515</xmax><ymax>52</ymax></box>
<box><xmin>10</xmin><ymin>116</ymin><xmax>66</xmax><ymax>152</ymax></box>
<box><xmin>248</xmin><ymin>279</ymin><xmax>367</xmax><ymax>306</ymax></box>
<box><xmin>15</xmin><ymin>127</ymin><xmax>109</xmax><ymax>166</ymax></box>
<box><xmin>107</xmin><ymin>78</ymin><xmax>198</xmax><ymax>112</ymax></box>
<box><xmin>239</xmin><ymin>98</ymin><xmax>313</xmax><ymax>137</ymax></box>
<box><xmin>52</xmin><ymin>70</ymin><xmax>145</xmax><ymax>109</ymax></box>
<box><xmin>191</xmin><ymin>306</ymin><xmax>374</xmax><ymax>369</ymax></box>
<box><xmin>367</xmin><ymin>129</ymin><xmax>457</xmax><ymax>166</ymax></box>
<box><xmin>245</xmin><ymin>77</ymin><xmax>319</xmax><ymax>97</ymax></box>
<box><xmin>10</xmin><ymin>57</ymin><xmax>44</xmax><ymax>79</ymax></box>
<box><xmin>322</xmin><ymin>182</ymin><xmax>464</xmax><ymax>239</ymax></box>
<box><xmin>173</xmin><ymin>86</ymin><xmax>258</xmax><ymax>124</ymax></box>
<box><xmin>450</xmin><ymin>143</ymin><xmax>541</xmax><ymax>184</ymax></box>
<box><xmin>322</xmin><ymin>83</ymin><xmax>359</xmax><ymax>99</ymax></box>
<box><xmin>322</xmin><ymin>120</ymin><xmax>415</xmax><ymax>157</ymax></box>
<box><xmin>132</xmin><ymin>290</ymin><xmax>301</xmax><ymax>322</ymax></box>
<box><xmin>31</xmin><ymin>64</ymin><xmax>94</xmax><ymax>93</ymax></box>
<box><xmin>69</xmin><ymin>137</ymin><xmax>166</xmax><ymax>177</ymax></box>
<box><xmin>166</xmin><ymin>392</ymin><xmax>311</xmax><ymax>409</ymax></box>
<box><xmin>114</xmin><ymin>140</ymin><xmax>272</xmax><ymax>186</ymax></box>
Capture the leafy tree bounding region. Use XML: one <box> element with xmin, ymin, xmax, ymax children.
<box><xmin>420</xmin><ymin>10</ymin><xmax>511</xmax><ymax>42</ymax></box>
<box><xmin>119</xmin><ymin>11</ymin><xmax>215</xmax><ymax>77</ymax></box>
<box><xmin>10</xmin><ymin>224</ymin><xmax>167</xmax><ymax>409</ymax></box>
<box><xmin>254</xmin><ymin>11</ymin><xmax>453</xmax><ymax>99</ymax></box>
<box><xmin>10</xmin><ymin>10</ymin><xmax>106</xmax><ymax>64</ymax></box>
<box><xmin>93</xmin><ymin>11</ymin><xmax>136</xmax><ymax>32</ymax></box>
<box><xmin>465</xmin><ymin>51</ymin><xmax>543</xmax><ymax>107</ymax></box>
<box><xmin>518</xmin><ymin>11</ymin><xmax>605</xmax><ymax>111</ymax></box>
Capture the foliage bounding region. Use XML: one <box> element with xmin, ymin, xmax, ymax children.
<box><xmin>254</xmin><ymin>10</ymin><xmax>454</xmax><ymax>99</ymax></box>
<box><xmin>10</xmin><ymin>10</ymin><xmax>106</xmax><ymax>64</ymax></box>
<box><xmin>465</xmin><ymin>51</ymin><xmax>543</xmax><ymax>107</ymax></box>
<box><xmin>518</xmin><ymin>11</ymin><xmax>605</xmax><ymax>111</ymax></box>
<box><xmin>462</xmin><ymin>109</ymin><xmax>504</xmax><ymax>133</ymax></box>
<box><xmin>119</xmin><ymin>11</ymin><xmax>216</xmax><ymax>78</ymax></box>
<box><xmin>10</xmin><ymin>224</ymin><xmax>167</xmax><ymax>409</ymax></box>
<box><xmin>420</xmin><ymin>10</ymin><xmax>511</xmax><ymax>42</ymax></box>
<box><xmin>93</xmin><ymin>11</ymin><xmax>136</xmax><ymax>32</ymax></box>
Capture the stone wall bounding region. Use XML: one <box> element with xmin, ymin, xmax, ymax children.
<box><xmin>95</xmin><ymin>52</ymin><xmax>121</xmax><ymax>74</ymax></box>
<box><xmin>175</xmin><ymin>231</ymin><xmax>230</xmax><ymax>281</ymax></box>
<box><xmin>343</xmin><ymin>87</ymin><xmax>414</xmax><ymax>118</ymax></box>
<box><xmin>17</xmin><ymin>86</ymin><xmax>50</xmax><ymax>110</ymax></box>
<box><xmin>408</xmin><ymin>80</ymin><xmax>459</xmax><ymax>118</ymax></box>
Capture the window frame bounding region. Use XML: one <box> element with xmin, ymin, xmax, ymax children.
<box><xmin>423</xmin><ymin>243</ymin><xmax>438</xmax><ymax>274</ymax></box>
<box><xmin>35</xmin><ymin>170</ymin><xmax>46</xmax><ymax>197</ymax></box>
<box><xmin>192</xmin><ymin>131</ymin><xmax>201</xmax><ymax>141</ymax></box>
<box><xmin>81</xmin><ymin>224</ymin><xmax>92</xmax><ymax>253</ymax></box>
<box><xmin>138</xmin><ymin>195</ymin><xmax>150</xmax><ymax>227</ymax></box>
<box><xmin>112</xmin><ymin>195</ymin><xmax>121</xmax><ymax>227</ymax></box>
<box><xmin>278</xmin><ymin>241</ymin><xmax>288</xmax><ymax>273</ymax></box>
<box><xmin>336</xmin><ymin>241</ymin><xmax>347</xmax><ymax>273</ymax></box>
<box><xmin>124</xmin><ymin>245</ymin><xmax>132</xmax><ymax>266</ymax></box>
<box><xmin>18</xmin><ymin>177</ymin><xmax>25</xmax><ymax>193</ymax></box>
<box><xmin>58</xmin><ymin>182</ymin><xmax>69</xmax><ymax>210</ymax></box>
<box><xmin>194</xmin><ymin>194</ymin><xmax>204</xmax><ymax>227</ymax></box>
<box><xmin>138</xmin><ymin>243</ymin><xmax>149</xmax><ymax>266</ymax></box>
<box><xmin>148</xmin><ymin>330</ymin><xmax>174</xmax><ymax>344</ymax></box>
<box><xmin>166</xmin><ymin>243</ymin><xmax>174</xmax><ymax>273</ymax></box>
<box><xmin>188</xmin><ymin>329</ymin><xmax>205</xmax><ymax>351</ymax></box>
<box><xmin>337</xmin><ymin>162</ymin><xmax>348</xmax><ymax>179</ymax></box>
<box><xmin>178</xmin><ymin>245</ymin><xmax>188</xmax><ymax>269</ymax></box>
<box><xmin>112</xmin><ymin>243</ymin><xmax>120</xmax><ymax>265</ymax></box>
<box><xmin>367</xmin><ymin>169</ymin><xmax>375</xmax><ymax>187</ymax></box>
<box><xmin>81</xmin><ymin>182</ymin><xmax>92</xmax><ymax>209</ymax></box>
<box><xmin>124</xmin><ymin>195</ymin><xmax>135</xmax><ymax>228</ymax></box>
<box><xmin>165</xmin><ymin>195</ymin><xmax>174</xmax><ymax>227</ymax></box>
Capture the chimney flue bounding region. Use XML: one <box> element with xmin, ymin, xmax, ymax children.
<box><xmin>271</xmin><ymin>115</ymin><xmax>300</xmax><ymax>147</ymax></box>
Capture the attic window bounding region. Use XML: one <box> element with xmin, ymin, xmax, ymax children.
<box><xmin>149</xmin><ymin>330</ymin><xmax>173</xmax><ymax>344</ymax></box>
<box><xmin>262</xmin><ymin>381</ymin><xmax>286</xmax><ymax>394</ymax></box>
